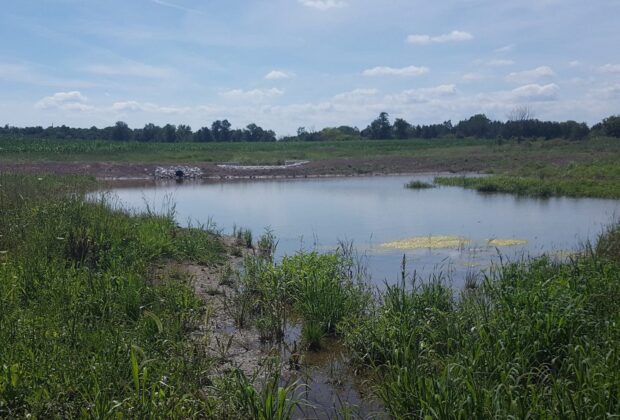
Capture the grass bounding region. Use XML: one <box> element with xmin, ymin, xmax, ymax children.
<box><xmin>405</xmin><ymin>180</ymin><xmax>435</xmax><ymax>189</ymax></box>
<box><xmin>0</xmin><ymin>173</ymin><xmax>299</xmax><ymax>418</ymax></box>
<box><xmin>1</xmin><ymin>170</ymin><xmax>619</xmax><ymax>417</ymax></box>
<box><xmin>342</xmin><ymin>228</ymin><xmax>620</xmax><ymax>418</ymax></box>
<box><xmin>435</xmin><ymin>161</ymin><xmax>620</xmax><ymax>198</ymax></box>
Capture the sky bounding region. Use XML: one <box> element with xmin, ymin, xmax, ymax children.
<box><xmin>1</xmin><ymin>0</ymin><xmax>619</xmax><ymax>135</ymax></box>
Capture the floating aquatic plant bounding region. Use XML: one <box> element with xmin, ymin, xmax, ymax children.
<box><xmin>380</xmin><ymin>236</ymin><xmax>470</xmax><ymax>250</ymax></box>
<box><xmin>487</xmin><ymin>239</ymin><xmax>528</xmax><ymax>247</ymax></box>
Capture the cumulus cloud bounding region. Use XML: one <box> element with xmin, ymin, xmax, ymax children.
<box><xmin>494</xmin><ymin>44</ymin><xmax>514</xmax><ymax>53</ymax></box>
<box><xmin>510</xmin><ymin>83</ymin><xmax>559</xmax><ymax>101</ymax></box>
<box><xmin>299</xmin><ymin>0</ymin><xmax>346</xmax><ymax>10</ymax></box>
<box><xmin>406</xmin><ymin>30</ymin><xmax>473</xmax><ymax>45</ymax></box>
<box><xmin>265</xmin><ymin>70</ymin><xmax>291</xmax><ymax>80</ymax></box>
<box><xmin>506</xmin><ymin>66</ymin><xmax>555</xmax><ymax>84</ymax></box>
<box><xmin>220</xmin><ymin>88</ymin><xmax>284</xmax><ymax>101</ymax></box>
<box><xmin>362</xmin><ymin>65</ymin><xmax>429</xmax><ymax>77</ymax></box>
<box><xmin>600</xmin><ymin>64</ymin><xmax>620</xmax><ymax>73</ymax></box>
<box><xmin>35</xmin><ymin>91</ymin><xmax>93</xmax><ymax>111</ymax></box>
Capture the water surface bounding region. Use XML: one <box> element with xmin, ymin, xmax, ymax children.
<box><xmin>105</xmin><ymin>175</ymin><xmax>619</xmax><ymax>287</ymax></box>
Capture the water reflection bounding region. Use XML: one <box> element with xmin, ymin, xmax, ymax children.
<box><xmin>103</xmin><ymin>175</ymin><xmax>619</xmax><ymax>288</ymax></box>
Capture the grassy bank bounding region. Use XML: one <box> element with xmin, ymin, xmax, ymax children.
<box><xmin>435</xmin><ymin>161</ymin><xmax>620</xmax><ymax>198</ymax></box>
<box><xmin>0</xmin><ymin>174</ymin><xmax>301</xmax><ymax>418</ymax></box>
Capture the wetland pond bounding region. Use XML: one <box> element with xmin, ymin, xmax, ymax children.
<box><xmin>103</xmin><ymin>174</ymin><xmax>619</xmax><ymax>417</ymax></box>
<box><xmin>106</xmin><ymin>174</ymin><xmax>619</xmax><ymax>289</ymax></box>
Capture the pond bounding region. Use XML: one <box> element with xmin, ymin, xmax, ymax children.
<box><xmin>105</xmin><ymin>175</ymin><xmax>619</xmax><ymax>288</ymax></box>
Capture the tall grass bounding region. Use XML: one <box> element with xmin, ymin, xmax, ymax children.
<box><xmin>0</xmin><ymin>174</ymin><xmax>235</xmax><ymax>417</ymax></box>
<box><xmin>343</xmin><ymin>237</ymin><xmax>620</xmax><ymax>418</ymax></box>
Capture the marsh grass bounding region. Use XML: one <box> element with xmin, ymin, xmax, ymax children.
<box><xmin>342</xmin><ymin>235</ymin><xmax>620</xmax><ymax>418</ymax></box>
<box><xmin>435</xmin><ymin>161</ymin><xmax>620</xmax><ymax>198</ymax></box>
<box><xmin>405</xmin><ymin>180</ymin><xmax>435</xmax><ymax>189</ymax></box>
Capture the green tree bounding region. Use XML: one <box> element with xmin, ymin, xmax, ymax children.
<box><xmin>603</xmin><ymin>115</ymin><xmax>620</xmax><ymax>137</ymax></box>
<box><xmin>111</xmin><ymin>121</ymin><xmax>132</xmax><ymax>141</ymax></box>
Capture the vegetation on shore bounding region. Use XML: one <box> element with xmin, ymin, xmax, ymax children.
<box><xmin>1</xmin><ymin>173</ymin><xmax>619</xmax><ymax>418</ymax></box>
<box><xmin>405</xmin><ymin>180</ymin><xmax>435</xmax><ymax>189</ymax></box>
<box><xmin>435</xmin><ymin>161</ymin><xmax>620</xmax><ymax>198</ymax></box>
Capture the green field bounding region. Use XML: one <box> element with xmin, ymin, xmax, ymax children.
<box><xmin>0</xmin><ymin>136</ymin><xmax>617</xmax><ymax>167</ymax></box>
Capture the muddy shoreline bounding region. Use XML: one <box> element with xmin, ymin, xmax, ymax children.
<box><xmin>1</xmin><ymin>155</ymin><xmax>487</xmax><ymax>180</ymax></box>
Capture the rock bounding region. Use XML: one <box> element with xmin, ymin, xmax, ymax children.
<box><xmin>154</xmin><ymin>166</ymin><xmax>203</xmax><ymax>179</ymax></box>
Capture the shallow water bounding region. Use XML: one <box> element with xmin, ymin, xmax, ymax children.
<box><xmin>104</xmin><ymin>175</ymin><xmax>619</xmax><ymax>288</ymax></box>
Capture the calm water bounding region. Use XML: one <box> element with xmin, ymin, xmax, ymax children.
<box><xmin>105</xmin><ymin>175</ymin><xmax>619</xmax><ymax>287</ymax></box>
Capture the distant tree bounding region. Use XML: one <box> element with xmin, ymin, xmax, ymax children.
<box><xmin>160</xmin><ymin>124</ymin><xmax>177</xmax><ymax>142</ymax></box>
<box><xmin>212</xmin><ymin>119</ymin><xmax>232</xmax><ymax>142</ymax></box>
<box><xmin>456</xmin><ymin>114</ymin><xmax>492</xmax><ymax>138</ymax></box>
<box><xmin>506</xmin><ymin>106</ymin><xmax>535</xmax><ymax>142</ymax></box>
<box><xmin>363</xmin><ymin>112</ymin><xmax>392</xmax><ymax>139</ymax></box>
<box><xmin>393</xmin><ymin>118</ymin><xmax>412</xmax><ymax>139</ymax></box>
<box><xmin>112</xmin><ymin>121</ymin><xmax>132</xmax><ymax>141</ymax></box>
<box><xmin>194</xmin><ymin>126</ymin><xmax>214</xmax><ymax>142</ymax></box>
<box><xmin>176</xmin><ymin>124</ymin><xmax>193</xmax><ymax>142</ymax></box>
<box><xmin>140</xmin><ymin>123</ymin><xmax>159</xmax><ymax>142</ymax></box>
<box><xmin>602</xmin><ymin>115</ymin><xmax>620</xmax><ymax>137</ymax></box>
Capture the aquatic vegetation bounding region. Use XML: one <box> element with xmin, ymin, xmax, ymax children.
<box><xmin>380</xmin><ymin>235</ymin><xmax>470</xmax><ymax>250</ymax></box>
<box><xmin>405</xmin><ymin>180</ymin><xmax>435</xmax><ymax>189</ymax></box>
<box><xmin>487</xmin><ymin>238</ymin><xmax>528</xmax><ymax>246</ymax></box>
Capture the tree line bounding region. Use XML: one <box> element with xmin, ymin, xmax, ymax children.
<box><xmin>2</xmin><ymin>113</ymin><xmax>619</xmax><ymax>142</ymax></box>
<box><xmin>0</xmin><ymin>120</ymin><xmax>276</xmax><ymax>143</ymax></box>
<box><xmin>285</xmin><ymin>112</ymin><xmax>620</xmax><ymax>142</ymax></box>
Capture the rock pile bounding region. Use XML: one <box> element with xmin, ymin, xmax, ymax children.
<box><xmin>154</xmin><ymin>166</ymin><xmax>203</xmax><ymax>179</ymax></box>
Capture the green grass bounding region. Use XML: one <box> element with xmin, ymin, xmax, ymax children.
<box><xmin>1</xmin><ymin>136</ymin><xmax>617</xmax><ymax>166</ymax></box>
<box><xmin>342</xmin><ymin>231</ymin><xmax>620</xmax><ymax>418</ymax></box>
<box><xmin>435</xmin><ymin>161</ymin><xmax>620</xmax><ymax>198</ymax></box>
<box><xmin>405</xmin><ymin>180</ymin><xmax>435</xmax><ymax>189</ymax></box>
<box><xmin>0</xmin><ymin>173</ymin><xmax>294</xmax><ymax>418</ymax></box>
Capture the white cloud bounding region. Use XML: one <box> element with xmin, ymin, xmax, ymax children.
<box><xmin>362</xmin><ymin>65</ymin><xmax>429</xmax><ymax>77</ymax></box>
<box><xmin>568</xmin><ymin>60</ymin><xmax>581</xmax><ymax>68</ymax></box>
<box><xmin>506</xmin><ymin>66</ymin><xmax>555</xmax><ymax>84</ymax></box>
<box><xmin>299</xmin><ymin>0</ymin><xmax>346</xmax><ymax>10</ymax></box>
<box><xmin>600</xmin><ymin>64</ymin><xmax>620</xmax><ymax>73</ymax></box>
<box><xmin>86</xmin><ymin>63</ymin><xmax>172</xmax><ymax>79</ymax></box>
<box><xmin>220</xmin><ymin>88</ymin><xmax>284</xmax><ymax>101</ymax></box>
<box><xmin>462</xmin><ymin>72</ymin><xmax>486</xmax><ymax>82</ymax></box>
<box><xmin>332</xmin><ymin>88</ymin><xmax>379</xmax><ymax>103</ymax></box>
<box><xmin>111</xmin><ymin>101</ymin><xmax>189</xmax><ymax>114</ymax></box>
<box><xmin>494</xmin><ymin>44</ymin><xmax>514</xmax><ymax>53</ymax></box>
<box><xmin>265</xmin><ymin>70</ymin><xmax>291</xmax><ymax>80</ymax></box>
<box><xmin>590</xmin><ymin>85</ymin><xmax>620</xmax><ymax>100</ymax></box>
<box><xmin>510</xmin><ymin>83</ymin><xmax>559</xmax><ymax>101</ymax></box>
<box><xmin>406</xmin><ymin>30</ymin><xmax>473</xmax><ymax>45</ymax></box>
<box><xmin>35</xmin><ymin>91</ymin><xmax>93</xmax><ymax>111</ymax></box>
<box><xmin>484</xmin><ymin>59</ymin><xmax>515</xmax><ymax>67</ymax></box>
<box><xmin>387</xmin><ymin>84</ymin><xmax>457</xmax><ymax>104</ymax></box>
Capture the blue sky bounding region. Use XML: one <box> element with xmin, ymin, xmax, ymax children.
<box><xmin>1</xmin><ymin>0</ymin><xmax>619</xmax><ymax>135</ymax></box>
